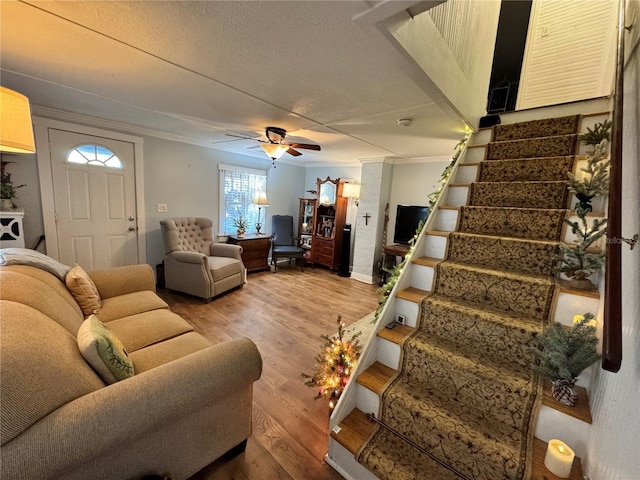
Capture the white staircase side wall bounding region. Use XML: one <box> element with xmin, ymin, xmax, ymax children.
<box><xmin>535</xmin><ymin>406</ymin><xmax>591</xmax><ymax>459</ymax></box>
<box><xmin>465</xmin><ymin>147</ymin><xmax>485</xmax><ymax>163</ymax></box>
<box><xmin>435</xmin><ymin>208</ymin><xmax>458</xmax><ymax>231</ymax></box>
<box><xmin>468</xmin><ymin>128</ymin><xmax>491</xmax><ymax>146</ymax></box>
<box><xmin>454</xmin><ymin>164</ymin><xmax>479</xmax><ymax>183</ymax></box>
<box><xmin>357</xmin><ymin>383</ymin><xmax>381</xmax><ymax>418</ymax></box>
<box><xmin>326</xmin><ymin>439</ymin><xmax>380</xmax><ymax>480</ymax></box>
<box><xmin>444</xmin><ymin>185</ymin><xmax>469</xmax><ymax>206</ymax></box>
<box><xmin>423</xmin><ymin>234</ymin><xmax>448</xmax><ymax>259</ymax></box>
<box><xmin>393</xmin><ymin>298</ymin><xmax>420</xmax><ymax>328</ymax></box>
<box><xmin>410</xmin><ymin>264</ymin><xmax>435</xmax><ymax>292</ymax></box>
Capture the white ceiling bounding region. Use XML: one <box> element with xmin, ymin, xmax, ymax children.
<box><xmin>1</xmin><ymin>1</ymin><xmax>469</xmax><ymax>166</ymax></box>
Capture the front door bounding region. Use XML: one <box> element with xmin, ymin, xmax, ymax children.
<box><xmin>48</xmin><ymin>128</ymin><xmax>139</xmax><ymax>270</ymax></box>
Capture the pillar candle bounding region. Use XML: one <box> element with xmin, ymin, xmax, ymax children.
<box><xmin>544</xmin><ymin>439</ymin><xmax>575</xmax><ymax>478</ymax></box>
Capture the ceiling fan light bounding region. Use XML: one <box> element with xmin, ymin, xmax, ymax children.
<box><xmin>261</xmin><ymin>143</ymin><xmax>288</xmax><ymax>160</ymax></box>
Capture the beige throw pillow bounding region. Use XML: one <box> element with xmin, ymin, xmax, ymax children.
<box><xmin>65</xmin><ymin>264</ymin><xmax>102</xmax><ymax>316</ymax></box>
<box><xmin>77</xmin><ymin>315</ymin><xmax>134</xmax><ymax>384</ymax></box>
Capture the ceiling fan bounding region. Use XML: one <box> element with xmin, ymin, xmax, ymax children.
<box><xmin>227</xmin><ymin>126</ymin><xmax>321</xmax><ymax>166</ymax></box>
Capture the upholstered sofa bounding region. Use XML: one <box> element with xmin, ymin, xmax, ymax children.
<box><xmin>160</xmin><ymin>217</ymin><xmax>246</xmax><ymax>302</ymax></box>
<box><xmin>0</xmin><ymin>261</ymin><xmax>262</xmax><ymax>480</ymax></box>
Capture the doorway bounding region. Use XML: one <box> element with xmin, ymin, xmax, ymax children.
<box><xmin>487</xmin><ymin>0</ymin><xmax>533</xmax><ymax>114</ymax></box>
<box><xmin>35</xmin><ymin>118</ymin><xmax>146</xmax><ymax>270</ymax></box>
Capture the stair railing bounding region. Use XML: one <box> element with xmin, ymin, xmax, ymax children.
<box><xmin>602</xmin><ymin>0</ymin><xmax>627</xmax><ymax>373</ymax></box>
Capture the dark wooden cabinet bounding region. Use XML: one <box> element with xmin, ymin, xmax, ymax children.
<box><xmin>227</xmin><ymin>234</ymin><xmax>271</xmax><ymax>272</ymax></box>
<box><xmin>311</xmin><ymin>177</ymin><xmax>347</xmax><ymax>271</ymax></box>
<box><xmin>298</xmin><ymin>198</ymin><xmax>316</xmax><ymax>263</ymax></box>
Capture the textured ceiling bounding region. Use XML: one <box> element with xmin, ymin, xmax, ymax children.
<box><xmin>1</xmin><ymin>1</ymin><xmax>468</xmax><ymax>165</ymax></box>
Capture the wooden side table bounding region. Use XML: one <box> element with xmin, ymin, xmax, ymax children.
<box><xmin>227</xmin><ymin>234</ymin><xmax>271</xmax><ymax>273</ymax></box>
<box><xmin>380</xmin><ymin>244</ymin><xmax>410</xmax><ymax>284</ymax></box>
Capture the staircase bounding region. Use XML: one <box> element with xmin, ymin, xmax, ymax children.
<box><xmin>327</xmin><ymin>99</ymin><xmax>610</xmax><ymax>480</ymax></box>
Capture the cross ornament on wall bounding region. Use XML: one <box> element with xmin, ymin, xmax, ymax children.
<box><xmin>362</xmin><ymin>213</ymin><xmax>371</xmax><ymax>226</ymax></box>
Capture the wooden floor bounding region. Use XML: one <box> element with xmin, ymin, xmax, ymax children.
<box><xmin>157</xmin><ymin>265</ymin><xmax>379</xmax><ymax>480</ymax></box>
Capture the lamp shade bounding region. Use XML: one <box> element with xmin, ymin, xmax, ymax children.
<box><xmin>342</xmin><ymin>182</ymin><xmax>361</xmax><ymax>199</ymax></box>
<box><xmin>252</xmin><ymin>191</ymin><xmax>269</xmax><ymax>206</ymax></box>
<box><xmin>0</xmin><ymin>87</ymin><xmax>36</xmax><ymax>154</ymax></box>
<box><xmin>261</xmin><ymin>143</ymin><xmax>288</xmax><ymax>160</ymax></box>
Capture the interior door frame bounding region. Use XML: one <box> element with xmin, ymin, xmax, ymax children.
<box><xmin>33</xmin><ymin>117</ymin><xmax>146</xmax><ymax>265</ymax></box>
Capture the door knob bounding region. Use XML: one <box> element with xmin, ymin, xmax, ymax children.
<box><xmin>128</xmin><ymin>216</ymin><xmax>135</xmax><ymax>221</ymax></box>
<box><xmin>128</xmin><ymin>226</ymin><xmax>137</xmax><ymax>232</ymax></box>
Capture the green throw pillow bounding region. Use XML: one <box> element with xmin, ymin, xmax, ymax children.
<box><xmin>77</xmin><ymin>315</ymin><xmax>134</xmax><ymax>384</ymax></box>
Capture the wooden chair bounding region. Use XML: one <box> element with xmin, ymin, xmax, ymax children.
<box><xmin>271</xmin><ymin>215</ymin><xmax>304</xmax><ymax>272</ymax></box>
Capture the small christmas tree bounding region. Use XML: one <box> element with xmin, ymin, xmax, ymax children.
<box><xmin>532</xmin><ymin>313</ymin><xmax>600</xmax><ymax>406</ymax></box>
<box><xmin>553</xmin><ymin>216</ymin><xmax>607</xmax><ymax>289</ymax></box>
<box><xmin>566</xmin><ymin>140</ymin><xmax>610</xmax><ymax>215</ymax></box>
<box><xmin>579</xmin><ymin>119</ymin><xmax>611</xmax><ymax>153</ymax></box>
<box><xmin>302</xmin><ymin>315</ymin><xmax>362</xmax><ymax>410</ymax></box>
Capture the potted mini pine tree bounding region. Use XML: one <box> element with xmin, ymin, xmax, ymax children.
<box><xmin>0</xmin><ymin>161</ymin><xmax>26</xmax><ymax>211</ymax></box>
<box><xmin>532</xmin><ymin>313</ymin><xmax>600</xmax><ymax>406</ymax></box>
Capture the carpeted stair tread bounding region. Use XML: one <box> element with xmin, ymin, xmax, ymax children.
<box><xmin>492</xmin><ymin>115</ymin><xmax>580</xmax><ymax>142</ymax></box>
<box><xmin>486</xmin><ymin>134</ymin><xmax>579</xmax><ymax>160</ymax></box>
<box><xmin>458</xmin><ymin>206</ymin><xmax>567</xmax><ymax>241</ymax></box>
<box><xmin>358</xmin><ymin>428</ymin><xmax>462</xmax><ymax>480</ymax></box>
<box><xmin>446</xmin><ymin>232</ymin><xmax>560</xmax><ymax>276</ymax></box>
<box><xmin>419</xmin><ymin>294</ymin><xmax>543</xmax><ymax>373</ymax></box>
<box><xmin>406</xmin><ymin>322</ymin><xmax>538</xmax><ymax>388</ymax></box>
<box><xmin>469</xmin><ymin>181</ymin><xmax>569</xmax><ymax>209</ymax></box>
<box><xmin>384</xmin><ymin>377</ymin><xmax>534</xmax><ymax>456</ymax></box>
<box><xmin>478</xmin><ymin>156</ymin><xmax>576</xmax><ymax>182</ymax></box>
<box><xmin>434</xmin><ymin>261</ymin><xmax>556</xmax><ymax>319</ymax></box>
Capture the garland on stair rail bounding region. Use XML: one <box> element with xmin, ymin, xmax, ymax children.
<box><xmin>375</xmin><ymin>136</ymin><xmax>468</xmax><ymax>319</ymax></box>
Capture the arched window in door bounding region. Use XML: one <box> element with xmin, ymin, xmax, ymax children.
<box><xmin>67</xmin><ymin>144</ymin><xmax>124</xmax><ymax>169</ymax></box>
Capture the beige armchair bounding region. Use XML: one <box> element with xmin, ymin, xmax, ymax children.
<box><xmin>160</xmin><ymin>217</ymin><xmax>246</xmax><ymax>302</ymax></box>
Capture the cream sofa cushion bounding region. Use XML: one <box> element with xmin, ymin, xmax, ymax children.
<box><xmin>0</xmin><ymin>269</ymin><xmax>84</xmax><ymax>335</ymax></box>
<box><xmin>0</xmin><ymin>301</ymin><xmax>105</xmax><ymax>445</ymax></box>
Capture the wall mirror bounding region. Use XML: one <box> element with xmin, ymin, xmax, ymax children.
<box><xmin>318</xmin><ymin>177</ymin><xmax>339</xmax><ymax>205</ymax></box>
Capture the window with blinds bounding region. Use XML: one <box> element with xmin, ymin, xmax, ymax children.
<box><xmin>218</xmin><ymin>164</ymin><xmax>267</xmax><ymax>235</ymax></box>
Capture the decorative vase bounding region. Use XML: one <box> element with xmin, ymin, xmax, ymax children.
<box><xmin>551</xmin><ymin>378</ymin><xmax>578</xmax><ymax>406</ymax></box>
<box><xmin>575</xmin><ymin>193</ymin><xmax>593</xmax><ymax>214</ymax></box>
<box><xmin>0</xmin><ymin>199</ymin><xmax>14</xmax><ymax>211</ymax></box>
<box><xmin>236</xmin><ymin>229</ymin><xmax>245</xmax><ymax>238</ymax></box>
<box><xmin>566</xmin><ymin>276</ymin><xmax>595</xmax><ymax>291</ymax></box>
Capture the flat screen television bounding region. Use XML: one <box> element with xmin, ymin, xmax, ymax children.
<box><xmin>393</xmin><ymin>205</ymin><xmax>429</xmax><ymax>245</ymax></box>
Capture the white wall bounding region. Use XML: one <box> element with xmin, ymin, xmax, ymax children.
<box><xmin>387</xmin><ymin>160</ymin><xmax>450</xmax><ymax>246</ymax></box>
<box><xmin>517</xmin><ymin>0</ymin><xmax>618</xmax><ymax>110</ymax></box>
<box><xmin>143</xmin><ymin>136</ymin><xmax>306</xmax><ymax>269</ymax></box>
<box><xmin>384</xmin><ymin>0</ymin><xmax>501</xmax><ymax>127</ymax></box>
<box><xmin>584</xmin><ymin>2</ymin><xmax>640</xmax><ymax>478</ymax></box>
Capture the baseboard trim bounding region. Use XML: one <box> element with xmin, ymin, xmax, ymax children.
<box><xmin>351</xmin><ymin>272</ymin><xmax>376</xmax><ymax>284</ymax></box>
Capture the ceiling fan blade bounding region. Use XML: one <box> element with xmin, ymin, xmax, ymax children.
<box><xmin>287</xmin><ymin>143</ymin><xmax>321</xmax><ymax>151</ymax></box>
<box><xmin>225</xmin><ymin>133</ymin><xmax>267</xmax><ymax>143</ymax></box>
<box><xmin>287</xmin><ymin>147</ymin><xmax>302</xmax><ymax>157</ymax></box>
